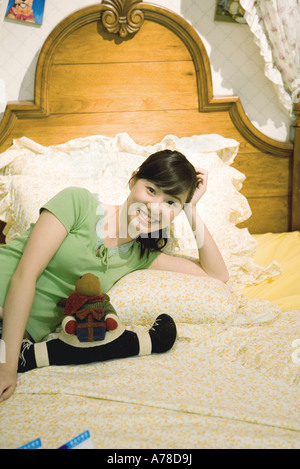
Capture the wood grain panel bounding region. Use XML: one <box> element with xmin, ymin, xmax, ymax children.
<box><xmin>0</xmin><ymin>110</ymin><xmax>249</xmax><ymax>150</ymax></box>
<box><xmin>233</xmin><ymin>152</ymin><xmax>290</xmax><ymax>197</ymax></box>
<box><xmin>49</xmin><ymin>62</ymin><xmax>198</xmax><ymax>113</ymax></box>
<box><xmin>0</xmin><ymin>109</ymin><xmax>290</xmax><ymax>154</ymax></box>
<box><xmin>0</xmin><ymin>2</ymin><xmax>297</xmax><ymax>237</ymax></box>
<box><xmin>53</xmin><ymin>20</ymin><xmax>191</xmax><ymax>64</ymax></box>
<box><xmin>238</xmin><ymin>197</ymin><xmax>290</xmax><ymax>233</ymax></box>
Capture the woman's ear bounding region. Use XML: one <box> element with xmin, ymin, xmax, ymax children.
<box><xmin>128</xmin><ymin>171</ymin><xmax>137</xmax><ymax>189</ymax></box>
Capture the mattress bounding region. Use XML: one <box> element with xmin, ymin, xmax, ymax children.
<box><xmin>242</xmin><ymin>232</ymin><xmax>300</xmax><ymax>311</ymax></box>
<box><xmin>0</xmin><ymin>232</ymin><xmax>299</xmax><ymax>449</ymax></box>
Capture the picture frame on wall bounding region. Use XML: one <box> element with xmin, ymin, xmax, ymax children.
<box><xmin>5</xmin><ymin>0</ymin><xmax>46</xmax><ymax>25</ymax></box>
<box><xmin>215</xmin><ymin>0</ymin><xmax>247</xmax><ymax>24</ymax></box>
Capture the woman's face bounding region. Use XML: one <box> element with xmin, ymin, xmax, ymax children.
<box><xmin>126</xmin><ymin>177</ymin><xmax>189</xmax><ymax>237</ymax></box>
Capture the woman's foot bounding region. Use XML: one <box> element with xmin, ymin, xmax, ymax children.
<box><xmin>18</xmin><ymin>339</ymin><xmax>36</xmax><ymax>372</ymax></box>
<box><xmin>149</xmin><ymin>314</ymin><xmax>177</xmax><ymax>353</ymax></box>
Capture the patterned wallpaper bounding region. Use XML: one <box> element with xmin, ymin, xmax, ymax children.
<box><xmin>0</xmin><ymin>0</ymin><xmax>293</xmax><ymax>142</ymax></box>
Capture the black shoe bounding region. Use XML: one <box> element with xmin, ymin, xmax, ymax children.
<box><xmin>18</xmin><ymin>339</ymin><xmax>37</xmax><ymax>372</ymax></box>
<box><xmin>149</xmin><ymin>314</ymin><xmax>177</xmax><ymax>354</ymax></box>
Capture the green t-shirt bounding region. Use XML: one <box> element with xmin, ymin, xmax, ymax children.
<box><xmin>0</xmin><ymin>187</ymin><xmax>159</xmax><ymax>341</ymax></box>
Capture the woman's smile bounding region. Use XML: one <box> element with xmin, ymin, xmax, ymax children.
<box><xmin>136</xmin><ymin>207</ymin><xmax>160</xmax><ymax>226</ymax></box>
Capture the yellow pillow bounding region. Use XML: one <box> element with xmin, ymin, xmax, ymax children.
<box><xmin>108</xmin><ymin>270</ymin><xmax>240</xmax><ymax>326</ymax></box>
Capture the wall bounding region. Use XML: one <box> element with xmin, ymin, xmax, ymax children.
<box><xmin>0</xmin><ymin>0</ymin><xmax>293</xmax><ymax>142</ymax></box>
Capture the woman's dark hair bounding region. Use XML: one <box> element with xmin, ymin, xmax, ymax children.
<box><xmin>132</xmin><ymin>149</ymin><xmax>198</xmax><ymax>258</ymax></box>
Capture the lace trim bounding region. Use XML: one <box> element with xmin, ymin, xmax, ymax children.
<box><xmin>19</xmin><ymin>339</ymin><xmax>33</xmax><ymax>367</ymax></box>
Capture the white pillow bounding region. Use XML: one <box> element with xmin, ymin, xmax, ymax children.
<box><xmin>0</xmin><ymin>136</ymin><xmax>117</xmax><ymax>178</ymax></box>
<box><xmin>0</xmin><ymin>131</ymin><xmax>241</xmax><ymax>236</ymax></box>
<box><xmin>0</xmin><ymin>133</ymin><xmax>280</xmax><ymax>287</ymax></box>
<box><xmin>0</xmin><ymin>175</ymin><xmax>106</xmax><ymax>242</ymax></box>
<box><xmin>160</xmin><ymin>133</ymin><xmax>240</xmax><ymax>164</ymax></box>
<box><xmin>0</xmin><ymin>132</ymin><xmax>240</xmax><ymax>176</ymax></box>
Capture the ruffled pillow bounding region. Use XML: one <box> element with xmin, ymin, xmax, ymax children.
<box><xmin>0</xmin><ymin>175</ymin><xmax>106</xmax><ymax>242</ymax></box>
<box><xmin>0</xmin><ymin>132</ymin><xmax>280</xmax><ymax>287</ymax></box>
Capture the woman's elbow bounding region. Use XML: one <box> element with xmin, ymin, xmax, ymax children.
<box><xmin>206</xmin><ymin>267</ymin><xmax>229</xmax><ymax>283</ymax></box>
<box><xmin>220</xmin><ymin>273</ymin><xmax>230</xmax><ymax>283</ymax></box>
<box><xmin>198</xmin><ymin>270</ymin><xmax>229</xmax><ymax>283</ymax></box>
<box><xmin>216</xmin><ymin>269</ymin><xmax>230</xmax><ymax>283</ymax></box>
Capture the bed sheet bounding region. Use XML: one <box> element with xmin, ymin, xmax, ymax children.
<box><xmin>1</xmin><ymin>311</ymin><xmax>299</xmax><ymax>449</ymax></box>
<box><xmin>241</xmin><ymin>232</ymin><xmax>300</xmax><ymax>311</ymax></box>
<box><xmin>0</xmin><ymin>233</ymin><xmax>299</xmax><ymax>449</ymax></box>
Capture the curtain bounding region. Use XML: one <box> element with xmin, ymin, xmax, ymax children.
<box><xmin>240</xmin><ymin>0</ymin><xmax>300</xmax><ymax>117</ymax></box>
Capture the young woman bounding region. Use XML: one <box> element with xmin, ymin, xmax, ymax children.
<box><xmin>0</xmin><ymin>149</ymin><xmax>228</xmax><ymax>401</ymax></box>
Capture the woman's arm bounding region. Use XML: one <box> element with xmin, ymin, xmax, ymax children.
<box><xmin>149</xmin><ymin>169</ymin><xmax>229</xmax><ymax>283</ymax></box>
<box><xmin>183</xmin><ymin>204</ymin><xmax>229</xmax><ymax>282</ymax></box>
<box><xmin>148</xmin><ymin>229</ymin><xmax>229</xmax><ymax>282</ymax></box>
<box><xmin>0</xmin><ymin>210</ymin><xmax>67</xmax><ymax>401</ymax></box>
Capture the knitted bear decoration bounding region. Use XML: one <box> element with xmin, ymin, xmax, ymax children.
<box><xmin>58</xmin><ymin>273</ymin><xmax>118</xmax><ymax>343</ymax></box>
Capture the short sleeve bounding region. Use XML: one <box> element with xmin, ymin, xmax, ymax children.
<box><xmin>40</xmin><ymin>187</ymin><xmax>95</xmax><ymax>233</ymax></box>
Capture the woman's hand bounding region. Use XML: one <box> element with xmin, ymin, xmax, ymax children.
<box><xmin>189</xmin><ymin>168</ymin><xmax>208</xmax><ymax>206</ymax></box>
<box><xmin>0</xmin><ymin>365</ymin><xmax>17</xmax><ymax>402</ymax></box>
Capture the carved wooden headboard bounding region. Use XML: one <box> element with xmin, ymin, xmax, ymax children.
<box><xmin>0</xmin><ymin>0</ymin><xmax>299</xmax><ymax>241</ymax></box>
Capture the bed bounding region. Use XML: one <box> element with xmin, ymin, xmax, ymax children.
<box><xmin>0</xmin><ymin>0</ymin><xmax>299</xmax><ymax>449</ymax></box>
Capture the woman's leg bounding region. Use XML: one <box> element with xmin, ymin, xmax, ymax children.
<box><xmin>18</xmin><ymin>314</ymin><xmax>177</xmax><ymax>372</ymax></box>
